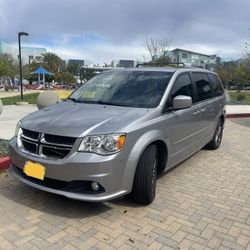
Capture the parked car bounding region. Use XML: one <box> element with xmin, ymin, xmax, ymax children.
<box><xmin>9</xmin><ymin>67</ymin><xmax>226</xmax><ymax>204</ymax></box>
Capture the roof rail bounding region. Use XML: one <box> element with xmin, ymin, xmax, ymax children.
<box><xmin>136</xmin><ymin>62</ymin><xmax>186</xmax><ymax>68</ymax></box>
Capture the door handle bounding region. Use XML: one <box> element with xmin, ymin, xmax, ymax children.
<box><xmin>193</xmin><ymin>110</ymin><xmax>200</xmax><ymax>115</ymax></box>
<box><xmin>201</xmin><ymin>108</ymin><xmax>207</xmax><ymax>113</ymax></box>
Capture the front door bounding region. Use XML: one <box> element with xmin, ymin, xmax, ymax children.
<box><xmin>163</xmin><ymin>73</ymin><xmax>202</xmax><ymax>168</ymax></box>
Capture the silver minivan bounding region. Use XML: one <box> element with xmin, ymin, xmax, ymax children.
<box><xmin>9</xmin><ymin>67</ymin><xmax>226</xmax><ymax>204</ymax></box>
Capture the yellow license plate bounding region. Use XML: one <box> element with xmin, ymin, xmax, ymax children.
<box><xmin>23</xmin><ymin>161</ymin><xmax>45</xmax><ymax>180</ymax></box>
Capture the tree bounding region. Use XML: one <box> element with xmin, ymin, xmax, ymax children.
<box><xmin>67</xmin><ymin>62</ymin><xmax>81</xmax><ymax>76</ymax></box>
<box><xmin>42</xmin><ymin>52</ymin><xmax>65</xmax><ymax>74</ymax></box>
<box><xmin>215</xmin><ymin>58</ymin><xmax>250</xmax><ymax>89</ymax></box>
<box><xmin>103</xmin><ymin>63</ymin><xmax>111</xmax><ymax>67</ymax></box>
<box><xmin>54</xmin><ymin>72</ymin><xmax>76</xmax><ymax>85</ymax></box>
<box><xmin>215</xmin><ymin>61</ymin><xmax>238</xmax><ymax>88</ymax></box>
<box><xmin>150</xmin><ymin>55</ymin><xmax>172</xmax><ymax>65</ymax></box>
<box><xmin>236</xmin><ymin>59</ymin><xmax>250</xmax><ymax>88</ymax></box>
<box><xmin>23</xmin><ymin>61</ymin><xmax>41</xmax><ymax>82</ymax></box>
<box><xmin>0</xmin><ymin>54</ymin><xmax>18</xmax><ymax>78</ymax></box>
<box><xmin>79</xmin><ymin>68</ymin><xmax>96</xmax><ymax>82</ymax></box>
<box><xmin>146</xmin><ymin>36</ymin><xmax>172</xmax><ymax>61</ymax></box>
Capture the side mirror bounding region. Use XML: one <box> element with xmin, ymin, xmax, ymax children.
<box><xmin>172</xmin><ymin>95</ymin><xmax>192</xmax><ymax>110</ymax></box>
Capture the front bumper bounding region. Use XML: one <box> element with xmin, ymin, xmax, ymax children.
<box><xmin>9</xmin><ymin>165</ymin><xmax>127</xmax><ymax>201</ymax></box>
<box><xmin>9</xmin><ymin>138</ymin><xmax>135</xmax><ymax>202</ymax></box>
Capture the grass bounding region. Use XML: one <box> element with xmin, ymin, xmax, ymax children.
<box><xmin>0</xmin><ymin>139</ymin><xmax>8</xmax><ymax>157</ymax></box>
<box><xmin>227</xmin><ymin>90</ymin><xmax>250</xmax><ymax>104</ymax></box>
<box><xmin>1</xmin><ymin>90</ymin><xmax>73</xmax><ymax>105</ymax></box>
<box><xmin>1</xmin><ymin>93</ymin><xmax>39</xmax><ymax>105</ymax></box>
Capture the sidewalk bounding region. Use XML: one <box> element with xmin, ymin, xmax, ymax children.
<box><xmin>226</xmin><ymin>104</ymin><xmax>250</xmax><ymax>114</ymax></box>
<box><xmin>0</xmin><ymin>105</ymin><xmax>37</xmax><ymax>140</ymax></box>
<box><xmin>226</xmin><ymin>105</ymin><xmax>250</xmax><ymax>118</ymax></box>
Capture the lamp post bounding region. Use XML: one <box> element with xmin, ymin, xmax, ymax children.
<box><xmin>18</xmin><ymin>31</ymin><xmax>29</xmax><ymax>101</ymax></box>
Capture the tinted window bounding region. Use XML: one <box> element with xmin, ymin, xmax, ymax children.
<box><xmin>69</xmin><ymin>70</ymin><xmax>173</xmax><ymax>108</ymax></box>
<box><xmin>209</xmin><ymin>73</ymin><xmax>224</xmax><ymax>96</ymax></box>
<box><xmin>193</xmin><ymin>73</ymin><xmax>213</xmax><ymax>101</ymax></box>
<box><xmin>167</xmin><ymin>73</ymin><xmax>194</xmax><ymax>108</ymax></box>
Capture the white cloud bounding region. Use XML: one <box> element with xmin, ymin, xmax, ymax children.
<box><xmin>1</xmin><ymin>0</ymin><xmax>250</xmax><ymax>62</ymax></box>
<box><xmin>47</xmin><ymin>42</ymin><xmax>149</xmax><ymax>63</ymax></box>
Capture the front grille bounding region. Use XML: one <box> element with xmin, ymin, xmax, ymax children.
<box><xmin>22</xmin><ymin>128</ymin><xmax>39</xmax><ymax>140</ymax></box>
<box><xmin>20</xmin><ymin>129</ymin><xmax>76</xmax><ymax>159</ymax></box>
<box><xmin>22</xmin><ymin>140</ymin><xmax>37</xmax><ymax>154</ymax></box>
<box><xmin>44</xmin><ymin>134</ymin><xmax>76</xmax><ymax>145</ymax></box>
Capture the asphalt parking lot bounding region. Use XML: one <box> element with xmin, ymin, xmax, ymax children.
<box><xmin>0</xmin><ymin>118</ymin><xmax>250</xmax><ymax>250</ymax></box>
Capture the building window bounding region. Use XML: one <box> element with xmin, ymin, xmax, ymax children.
<box><xmin>182</xmin><ymin>53</ymin><xmax>188</xmax><ymax>59</ymax></box>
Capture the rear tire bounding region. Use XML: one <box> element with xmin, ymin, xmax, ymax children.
<box><xmin>131</xmin><ymin>145</ymin><xmax>158</xmax><ymax>205</ymax></box>
<box><xmin>206</xmin><ymin>119</ymin><xmax>223</xmax><ymax>150</ymax></box>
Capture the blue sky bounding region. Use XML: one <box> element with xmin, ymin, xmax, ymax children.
<box><xmin>0</xmin><ymin>0</ymin><xmax>249</xmax><ymax>63</ymax></box>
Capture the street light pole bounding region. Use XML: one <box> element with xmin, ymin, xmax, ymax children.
<box><xmin>18</xmin><ymin>31</ymin><xmax>29</xmax><ymax>101</ymax></box>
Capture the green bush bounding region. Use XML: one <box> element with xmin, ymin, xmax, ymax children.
<box><xmin>236</xmin><ymin>92</ymin><xmax>246</xmax><ymax>101</ymax></box>
<box><xmin>0</xmin><ymin>139</ymin><xmax>9</xmax><ymax>157</ymax></box>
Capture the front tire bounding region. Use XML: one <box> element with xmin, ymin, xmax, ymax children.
<box><xmin>131</xmin><ymin>145</ymin><xmax>158</xmax><ymax>205</ymax></box>
<box><xmin>206</xmin><ymin>119</ymin><xmax>224</xmax><ymax>150</ymax></box>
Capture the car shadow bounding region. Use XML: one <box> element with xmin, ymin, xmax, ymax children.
<box><xmin>0</xmin><ymin>177</ymin><xmax>112</xmax><ymax>218</ymax></box>
<box><xmin>0</xmin><ymin>174</ymin><xmax>143</xmax><ymax>218</ymax></box>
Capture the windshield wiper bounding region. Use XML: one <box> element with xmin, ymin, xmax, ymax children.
<box><xmin>96</xmin><ymin>101</ymin><xmax>131</xmax><ymax>107</ymax></box>
<box><xmin>67</xmin><ymin>99</ymin><xmax>131</xmax><ymax>107</ymax></box>
<box><xmin>67</xmin><ymin>97</ymin><xmax>80</xmax><ymax>103</ymax></box>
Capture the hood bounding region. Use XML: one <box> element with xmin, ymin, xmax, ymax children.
<box><xmin>21</xmin><ymin>101</ymin><xmax>150</xmax><ymax>137</ymax></box>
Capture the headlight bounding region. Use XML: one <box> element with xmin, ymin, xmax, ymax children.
<box><xmin>15</xmin><ymin>121</ymin><xmax>23</xmax><ymax>148</ymax></box>
<box><xmin>78</xmin><ymin>134</ymin><xmax>126</xmax><ymax>155</ymax></box>
<box><xmin>15</xmin><ymin>121</ymin><xmax>21</xmax><ymax>137</ymax></box>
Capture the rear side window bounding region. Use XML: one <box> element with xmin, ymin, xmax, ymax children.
<box><xmin>209</xmin><ymin>73</ymin><xmax>224</xmax><ymax>96</ymax></box>
<box><xmin>167</xmin><ymin>73</ymin><xmax>194</xmax><ymax>108</ymax></box>
<box><xmin>192</xmin><ymin>73</ymin><xmax>213</xmax><ymax>101</ymax></box>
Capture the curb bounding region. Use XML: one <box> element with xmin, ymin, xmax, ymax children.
<box><xmin>0</xmin><ymin>156</ymin><xmax>11</xmax><ymax>170</ymax></box>
<box><xmin>226</xmin><ymin>113</ymin><xmax>250</xmax><ymax>119</ymax></box>
<box><xmin>16</xmin><ymin>101</ymin><xmax>29</xmax><ymax>106</ymax></box>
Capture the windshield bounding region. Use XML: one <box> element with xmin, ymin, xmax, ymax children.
<box><xmin>69</xmin><ymin>70</ymin><xmax>173</xmax><ymax>108</ymax></box>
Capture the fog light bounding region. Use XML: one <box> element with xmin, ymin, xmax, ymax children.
<box><xmin>91</xmin><ymin>181</ymin><xmax>99</xmax><ymax>191</ymax></box>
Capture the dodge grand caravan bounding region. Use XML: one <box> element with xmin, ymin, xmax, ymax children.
<box><xmin>9</xmin><ymin>67</ymin><xmax>226</xmax><ymax>204</ymax></box>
